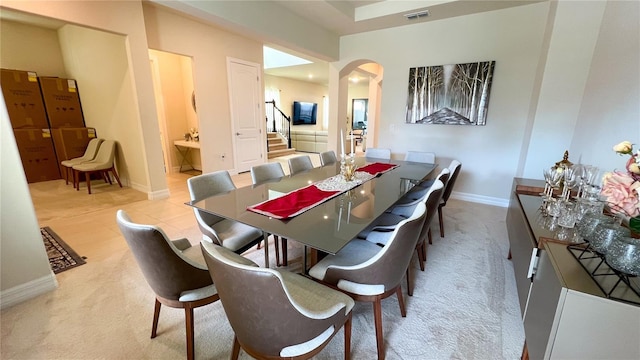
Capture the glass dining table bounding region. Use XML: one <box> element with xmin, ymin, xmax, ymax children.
<box><xmin>187</xmin><ymin>156</ymin><xmax>437</xmax><ymax>268</ymax></box>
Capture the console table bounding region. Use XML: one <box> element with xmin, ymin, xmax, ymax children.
<box><xmin>173</xmin><ymin>140</ymin><xmax>200</xmax><ymax>173</ymax></box>
<box><xmin>506</xmin><ymin>178</ymin><xmax>640</xmax><ymax>360</ymax></box>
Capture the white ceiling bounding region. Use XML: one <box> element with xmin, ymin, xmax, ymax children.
<box><xmin>1</xmin><ymin>1</ymin><xmax>544</xmax><ymax>86</ymax></box>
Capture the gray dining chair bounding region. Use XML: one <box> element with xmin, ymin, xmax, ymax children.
<box><xmin>308</xmin><ymin>202</ymin><xmax>427</xmax><ymax>360</ymax></box>
<box><xmin>116</xmin><ymin>210</ymin><xmax>219</xmax><ymax>360</ymax></box>
<box><xmin>365</xmin><ymin>147</ymin><xmax>391</xmax><ymax>160</ymax></box>
<box><xmin>404</xmin><ymin>151</ymin><xmax>435</xmax><ymax>164</ymax></box>
<box><xmin>439</xmin><ymin>160</ymin><xmax>462</xmax><ymax>237</ymax></box>
<box><xmin>401</xmin><ymin>167</ymin><xmax>450</xmax><ymax>202</ymax></box>
<box><xmin>187</xmin><ymin>170</ymin><xmax>269</xmax><ymax>265</ymax></box>
<box><xmin>72</xmin><ymin>139</ymin><xmax>122</xmax><ymax>194</ymax></box>
<box><xmin>201</xmin><ymin>242</ymin><xmax>354</xmax><ymax>360</ymax></box>
<box><xmin>319</xmin><ymin>150</ymin><xmax>337</xmax><ymax>166</ymax></box>
<box><xmin>288</xmin><ymin>155</ymin><xmax>314</xmax><ymax>175</ymax></box>
<box><xmin>250</xmin><ymin>162</ymin><xmax>288</xmax><ymax>266</ymax></box>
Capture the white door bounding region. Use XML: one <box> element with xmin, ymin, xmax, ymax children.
<box><xmin>227</xmin><ymin>58</ymin><xmax>264</xmax><ymax>173</ymax></box>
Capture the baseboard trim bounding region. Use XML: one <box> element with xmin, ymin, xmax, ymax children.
<box><xmin>451</xmin><ymin>191</ymin><xmax>509</xmax><ymax>208</ymax></box>
<box><xmin>0</xmin><ymin>273</ymin><xmax>58</xmax><ymax>310</ymax></box>
<box><xmin>148</xmin><ymin>188</ymin><xmax>170</xmax><ymax>200</ymax></box>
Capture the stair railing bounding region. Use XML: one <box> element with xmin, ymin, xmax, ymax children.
<box><xmin>265</xmin><ymin>100</ymin><xmax>291</xmax><ymax>149</ymax></box>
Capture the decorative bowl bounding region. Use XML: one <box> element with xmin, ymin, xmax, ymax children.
<box><xmin>605</xmin><ymin>236</ymin><xmax>640</xmax><ymax>276</ymax></box>
<box><xmin>589</xmin><ymin>224</ymin><xmax>629</xmax><ymax>254</ymax></box>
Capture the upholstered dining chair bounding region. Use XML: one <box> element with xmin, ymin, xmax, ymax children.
<box><xmin>400</xmin><ymin>167</ymin><xmax>450</xmax><ymax>202</ymax></box>
<box><xmin>116</xmin><ymin>210</ymin><xmax>219</xmax><ymax>360</ymax></box>
<box><xmin>404</xmin><ymin>150</ymin><xmax>435</xmax><ymax>164</ymax></box>
<box><xmin>187</xmin><ymin>170</ymin><xmax>269</xmax><ymax>265</ymax></box>
<box><xmin>250</xmin><ymin>163</ymin><xmax>288</xmax><ymax>266</ymax></box>
<box><xmin>308</xmin><ymin>202</ymin><xmax>427</xmax><ymax>360</ymax></box>
<box><xmin>201</xmin><ymin>242</ymin><xmax>354</xmax><ymax>360</ymax></box>
<box><xmin>438</xmin><ymin>160</ymin><xmax>462</xmax><ymax>237</ymax></box>
<box><xmin>61</xmin><ymin>137</ymin><xmax>103</xmax><ymax>185</ymax></box>
<box><xmin>288</xmin><ymin>155</ymin><xmax>314</xmax><ymax>175</ymax></box>
<box><xmin>319</xmin><ymin>150</ymin><xmax>338</xmax><ymax>166</ymax></box>
<box><xmin>365</xmin><ymin>147</ymin><xmax>391</xmax><ymax>160</ymax></box>
<box><xmin>72</xmin><ymin>139</ymin><xmax>122</xmax><ymax>194</ymax></box>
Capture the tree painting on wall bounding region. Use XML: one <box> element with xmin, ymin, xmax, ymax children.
<box><xmin>405</xmin><ymin>61</ymin><xmax>495</xmax><ymax>125</ymax></box>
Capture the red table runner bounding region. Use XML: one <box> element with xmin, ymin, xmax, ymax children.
<box><xmin>357</xmin><ymin>162</ymin><xmax>398</xmax><ymax>176</ymax></box>
<box><xmin>248</xmin><ymin>184</ymin><xmax>340</xmax><ymax>219</ymax></box>
<box><xmin>247</xmin><ymin>162</ymin><xmax>399</xmax><ymax>219</ymax></box>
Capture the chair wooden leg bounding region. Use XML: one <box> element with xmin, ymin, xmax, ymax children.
<box><xmin>74</xmin><ymin>170</ymin><xmax>79</xmax><ymax>190</ymax></box>
<box><xmin>273</xmin><ymin>235</ymin><xmax>281</xmax><ymax>267</ymax></box>
<box><xmin>104</xmin><ymin>171</ymin><xmax>112</xmax><ymax>184</ymax></box>
<box><xmin>396</xmin><ymin>287</ymin><xmax>406</xmax><ymax>317</ymax></box>
<box><xmin>185</xmin><ymin>304</ymin><xmax>195</xmax><ymax>360</ymax></box>
<box><xmin>110</xmin><ymin>166</ymin><xmax>123</xmax><ymax>187</ymax></box>
<box><xmin>64</xmin><ymin>167</ymin><xmax>69</xmax><ymax>185</ymax></box>
<box><xmin>344</xmin><ymin>314</ymin><xmax>352</xmax><ymax>360</ymax></box>
<box><xmin>406</xmin><ymin>267</ymin><xmax>413</xmax><ymax>296</ymax></box>
<box><xmin>428</xmin><ymin>227</ymin><xmax>433</xmax><ymax>245</ymax></box>
<box><xmin>438</xmin><ymin>207</ymin><xmax>444</xmax><ymax>237</ymax></box>
<box><xmin>151</xmin><ymin>298</ymin><xmax>161</xmax><ymax>338</ymax></box>
<box><xmin>416</xmin><ymin>245</ymin><xmax>425</xmax><ymax>272</ymax></box>
<box><xmin>231</xmin><ymin>335</ymin><xmax>241</xmax><ymax>360</ymax></box>
<box><xmin>373</xmin><ymin>299</ymin><xmax>385</xmax><ymax>360</ymax></box>
<box><xmin>85</xmin><ymin>171</ymin><xmax>92</xmax><ymax>194</ymax></box>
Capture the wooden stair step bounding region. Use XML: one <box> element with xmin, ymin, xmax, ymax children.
<box><xmin>268</xmin><ymin>148</ymin><xmax>296</xmax><ymax>159</ymax></box>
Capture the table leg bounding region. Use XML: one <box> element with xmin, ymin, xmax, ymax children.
<box><xmin>174</xmin><ymin>145</ymin><xmax>194</xmax><ymax>172</ymax></box>
<box><xmin>262</xmin><ymin>231</ymin><xmax>270</xmax><ymax>268</ymax></box>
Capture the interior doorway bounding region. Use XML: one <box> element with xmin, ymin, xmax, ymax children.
<box><xmin>345</xmin><ymin>62</ymin><xmax>382</xmax><ymax>154</ymax></box>
<box><xmin>148</xmin><ymin>49</ymin><xmax>200</xmax><ymax>174</ymax></box>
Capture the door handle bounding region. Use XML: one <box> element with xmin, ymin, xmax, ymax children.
<box><xmin>527</xmin><ymin>248</ymin><xmax>539</xmax><ymax>279</ymax></box>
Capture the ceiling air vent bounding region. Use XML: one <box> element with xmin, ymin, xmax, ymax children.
<box><xmin>404</xmin><ymin>10</ymin><xmax>430</xmax><ymax>21</ymax></box>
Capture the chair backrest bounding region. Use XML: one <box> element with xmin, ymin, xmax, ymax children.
<box><xmin>251</xmin><ymin>162</ymin><xmax>285</xmax><ymax>185</ymax></box>
<box><xmin>419</xmin><ymin>180</ymin><xmax>445</xmax><ymax>243</ymax></box>
<box><xmin>90</xmin><ymin>139</ymin><xmax>116</xmax><ymax>166</ymax></box>
<box><xmin>324</xmin><ymin>202</ymin><xmax>426</xmax><ymax>293</ymax></box>
<box><xmin>201</xmin><ymin>242</ymin><xmax>350</xmax><ymax>357</ymax></box>
<box><xmin>319</xmin><ymin>150</ymin><xmax>337</xmax><ymax>166</ymax></box>
<box><xmin>116</xmin><ymin>210</ymin><xmax>212</xmax><ymax>301</ymax></box>
<box><xmin>187</xmin><ymin>171</ymin><xmax>236</xmax><ymax>242</ymax></box>
<box><xmin>442</xmin><ymin>160</ymin><xmax>462</xmax><ymax>205</ymax></box>
<box><xmin>288</xmin><ymin>155</ymin><xmax>314</xmax><ymax>175</ymax></box>
<box><xmin>404</xmin><ymin>151</ymin><xmax>435</xmax><ymax>164</ymax></box>
<box><xmin>365</xmin><ymin>147</ymin><xmax>391</xmax><ymax>160</ymax></box>
<box><xmin>81</xmin><ymin>138</ymin><xmax>103</xmax><ymax>161</ymax></box>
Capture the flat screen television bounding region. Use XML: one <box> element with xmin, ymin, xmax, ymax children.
<box><xmin>292</xmin><ymin>101</ymin><xmax>317</xmax><ymax>125</ymax></box>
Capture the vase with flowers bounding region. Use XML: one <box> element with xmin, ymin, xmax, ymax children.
<box><xmin>600</xmin><ymin>140</ymin><xmax>640</xmax><ymax>238</ymax></box>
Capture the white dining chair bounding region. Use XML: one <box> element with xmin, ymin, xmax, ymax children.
<box><xmin>365</xmin><ymin>147</ymin><xmax>391</xmax><ymax>160</ymax></box>
<box><xmin>404</xmin><ymin>151</ymin><xmax>435</xmax><ymax>164</ymax></box>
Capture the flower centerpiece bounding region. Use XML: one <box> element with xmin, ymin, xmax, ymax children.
<box><xmin>601</xmin><ymin>141</ymin><xmax>640</xmax><ymax>237</ymax></box>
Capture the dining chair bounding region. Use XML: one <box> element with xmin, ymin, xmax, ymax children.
<box><xmin>60</xmin><ymin>137</ymin><xmax>103</xmax><ymax>185</ymax></box>
<box><xmin>72</xmin><ymin>139</ymin><xmax>122</xmax><ymax>194</ymax></box>
<box><xmin>201</xmin><ymin>242</ymin><xmax>354</xmax><ymax>360</ymax></box>
<box><xmin>439</xmin><ymin>160</ymin><xmax>462</xmax><ymax>237</ymax></box>
<box><xmin>250</xmin><ymin>163</ymin><xmax>288</xmax><ymax>266</ymax></box>
<box><xmin>116</xmin><ymin>210</ymin><xmax>219</xmax><ymax>360</ymax></box>
<box><xmin>404</xmin><ymin>151</ymin><xmax>435</xmax><ymax>164</ymax></box>
<box><xmin>401</xmin><ymin>167</ymin><xmax>450</xmax><ymax>202</ymax></box>
<box><xmin>288</xmin><ymin>155</ymin><xmax>314</xmax><ymax>175</ymax></box>
<box><xmin>308</xmin><ymin>202</ymin><xmax>427</xmax><ymax>360</ymax></box>
<box><xmin>365</xmin><ymin>147</ymin><xmax>391</xmax><ymax>160</ymax></box>
<box><xmin>187</xmin><ymin>170</ymin><xmax>269</xmax><ymax>265</ymax></box>
<box><xmin>319</xmin><ymin>150</ymin><xmax>338</xmax><ymax>166</ymax></box>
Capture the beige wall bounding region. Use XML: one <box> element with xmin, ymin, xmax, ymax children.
<box><xmin>264</xmin><ymin>74</ymin><xmax>328</xmax><ymax>131</ymax></box>
<box><xmin>143</xmin><ymin>2</ymin><xmax>263</xmax><ymax>173</ymax></box>
<box><xmin>0</xmin><ymin>20</ymin><xmax>67</xmax><ymax>77</ymax></box>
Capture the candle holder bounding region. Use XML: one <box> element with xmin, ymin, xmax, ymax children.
<box><xmin>340</xmin><ymin>154</ymin><xmax>356</xmax><ymax>182</ymax></box>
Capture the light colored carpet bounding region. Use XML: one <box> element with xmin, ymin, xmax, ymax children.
<box><xmin>0</xmin><ymin>196</ymin><xmax>524</xmax><ymax>359</ymax></box>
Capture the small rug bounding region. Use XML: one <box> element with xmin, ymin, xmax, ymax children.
<box><xmin>41</xmin><ymin>227</ymin><xmax>86</xmax><ymax>273</ymax></box>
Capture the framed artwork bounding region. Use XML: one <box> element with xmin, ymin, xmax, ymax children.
<box><xmin>405</xmin><ymin>61</ymin><xmax>495</xmax><ymax>125</ymax></box>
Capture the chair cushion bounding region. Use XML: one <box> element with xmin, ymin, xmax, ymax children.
<box><xmin>179</xmin><ymin>284</ymin><xmax>218</xmax><ymax>302</ymax></box>
<box><xmin>277</xmin><ymin>270</ymin><xmax>354</xmax><ymax>318</ymax></box>
<box><xmin>73</xmin><ymin>160</ymin><xmax>111</xmax><ymax>172</ymax></box>
<box><xmin>212</xmin><ymin>219</ymin><xmax>263</xmax><ymax>252</ymax></box>
<box><xmin>61</xmin><ymin>158</ymin><xmax>89</xmax><ymax>167</ymax></box>
<box><xmin>309</xmin><ymin>240</ymin><xmax>380</xmax><ymax>279</ymax></box>
<box><xmin>280</xmin><ymin>326</ymin><xmax>335</xmax><ymax>358</ymax></box>
<box><xmin>181</xmin><ymin>244</ymin><xmax>207</xmax><ymax>267</ymax></box>
<box><xmin>357</xmin><ymin>212</ymin><xmax>405</xmax><ymax>239</ymax></box>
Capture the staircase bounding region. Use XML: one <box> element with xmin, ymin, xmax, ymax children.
<box><xmin>267</xmin><ymin>132</ymin><xmax>295</xmax><ymax>159</ymax></box>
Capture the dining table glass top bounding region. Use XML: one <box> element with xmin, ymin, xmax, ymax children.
<box><xmin>187</xmin><ymin>157</ymin><xmax>437</xmax><ymax>255</ymax></box>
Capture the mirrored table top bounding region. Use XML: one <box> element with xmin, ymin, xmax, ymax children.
<box><xmin>188</xmin><ymin>157</ymin><xmax>437</xmax><ymax>254</ymax></box>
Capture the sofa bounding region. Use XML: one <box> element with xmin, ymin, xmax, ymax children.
<box><xmin>290</xmin><ymin>129</ymin><xmax>327</xmax><ymax>153</ymax></box>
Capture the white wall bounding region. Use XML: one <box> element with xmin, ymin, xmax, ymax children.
<box><xmin>337</xmin><ymin>3</ymin><xmax>550</xmax><ymax>204</ymax></box>
<box><xmin>1</xmin><ymin>92</ymin><xmax>57</xmax><ymax>306</ymax></box>
<box><xmin>143</xmin><ymin>2</ymin><xmax>263</xmax><ymax>173</ymax></box>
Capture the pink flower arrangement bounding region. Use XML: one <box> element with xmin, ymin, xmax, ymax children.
<box><xmin>601</xmin><ymin>141</ymin><xmax>640</xmax><ymax>217</ymax></box>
